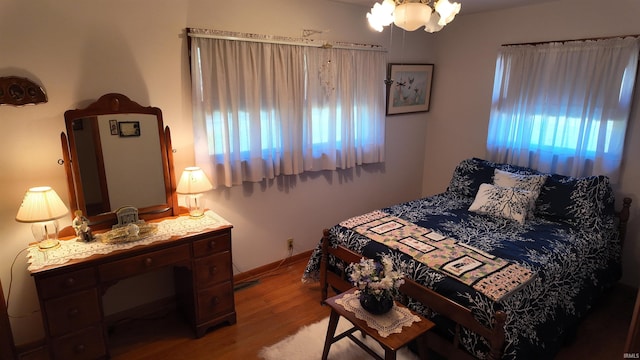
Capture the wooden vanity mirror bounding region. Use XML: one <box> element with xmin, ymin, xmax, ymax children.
<box><xmin>61</xmin><ymin>93</ymin><xmax>179</xmax><ymax>231</ymax></box>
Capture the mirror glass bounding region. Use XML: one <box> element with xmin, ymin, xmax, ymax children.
<box><xmin>71</xmin><ymin>114</ymin><xmax>166</xmax><ymax>215</ymax></box>
<box><xmin>62</xmin><ymin>93</ymin><xmax>178</xmax><ymax>230</ymax></box>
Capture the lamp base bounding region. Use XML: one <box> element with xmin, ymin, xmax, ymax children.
<box><xmin>31</xmin><ymin>220</ymin><xmax>61</xmax><ymax>250</ymax></box>
<box><xmin>185</xmin><ymin>194</ymin><xmax>206</xmax><ymax>218</ymax></box>
<box><xmin>38</xmin><ymin>238</ymin><xmax>60</xmax><ymax>250</ymax></box>
<box><xmin>189</xmin><ymin>210</ymin><xmax>206</xmax><ymax>218</ymax></box>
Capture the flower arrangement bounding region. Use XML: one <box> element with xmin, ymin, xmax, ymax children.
<box><xmin>347</xmin><ymin>255</ymin><xmax>405</xmax><ymax>301</ymax></box>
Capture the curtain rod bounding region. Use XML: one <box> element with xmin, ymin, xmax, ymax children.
<box><xmin>502</xmin><ymin>33</ymin><xmax>640</xmax><ymax>47</ymax></box>
<box><xmin>187</xmin><ymin>28</ymin><xmax>387</xmax><ymax>52</ymax></box>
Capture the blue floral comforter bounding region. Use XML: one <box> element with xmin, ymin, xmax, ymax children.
<box><xmin>303</xmin><ymin>159</ymin><xmax>622</xmax><ymax>359</ymax></box>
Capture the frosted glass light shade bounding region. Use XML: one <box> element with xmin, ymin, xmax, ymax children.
<box><xmin>367</xmin><ymin>0</ymin><xmax>395</xmax><ymax>32</ymax></box>
<box><xmin>366</xmin><ymin>0</ymin><xmax>460</xmax><ymax>32</ymax></box>
<box><xmin>424</xmin><ymin>12</ymin><xmax>444</xmax><ymax>33</ymax></box>
<box><xmin>435</xmin><ymin>0</ymin><xmax>461</xmax><ymax>26</ymax></box>
<box><xmin>393</xmin><ymin>3</ymin><xmax>432</xmax><ymax>32</ymax></box>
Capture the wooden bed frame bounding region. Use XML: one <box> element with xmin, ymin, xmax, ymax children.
<box><xmin>319</xmin><ymin>197</ymin><xmax>632</xmax><ymax>359</ymax></box>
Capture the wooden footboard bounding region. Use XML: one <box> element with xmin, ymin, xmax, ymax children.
<box><xmin>319</xmin><ymin>229</ymin><xmax>507</xmax><ymax>359</ymax></box>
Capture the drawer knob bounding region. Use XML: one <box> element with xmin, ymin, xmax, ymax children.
<box><xmin>211</xmin><ymin>297</ymin><xmax>220</xmax><ymax>306</ymax></box>
<box><xmin>74</xmin><ymin>344</ymin><xmax>86</xmax><ymax>353</ymax></box>
<box><xmin>209</xmin><ymin>266</ymin><xmax>217</xmax><ymax>275</ymax></box>
<box><xmin>208</xmin><ymin>240</ymin><xmax>216</xmax><ymax>249</ymax></box>
<box><xmin>64</xmin><ymin>277</ymin><xmax>76</xmax><ymax>288</ymax></box>
<box><xmin>67</xmin><ymin>308</ymin><xmax>80</xmax><ymax>318</ymax></box>
<box><xmin>144</xmin><ymin>258</ymin><xmax>153</xmax><ymax>267</ymax></box>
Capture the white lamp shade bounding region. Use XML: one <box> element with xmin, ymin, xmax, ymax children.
<box><xmin>16</xmin><ymin>186</ymin><xmax>68</xmax><ymax>223</ymax></box>
<box><xmin>393</xmin><ymin>2</ymin><xmax>432</xmax><ymax>32</ymax></box>
<box><xmin>176</xmin><ymin>167</ymin><xmax>213</xmax><ymax>194</ymax></box>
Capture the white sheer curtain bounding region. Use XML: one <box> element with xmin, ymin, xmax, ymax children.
<box><xmin>486</xmin><ymin>37</ymin><xmax>638</xmax><ymax>182</ymax></box>
<box><xmin>190</xmin><ymin>36</ymin><xmax>386</xmax><ymax>188</ymax></box>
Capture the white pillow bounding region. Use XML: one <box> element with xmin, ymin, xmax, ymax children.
<box><xmin>493</xmin><ymin>169</ymin><xmax>547</xmax><ymax>193</ymax></box>
<box><xmin>468</xmin><ymin>183</ymin><xmax>536</xmax><ymax>224</ymax></box>
<box><xmin>493</xmin><ymin>169</ymin><xmax>547</xmax><ymax>216</ymax></box>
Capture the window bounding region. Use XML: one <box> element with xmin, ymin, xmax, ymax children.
<box><xmin>486</xmin><ymin>37</ymin><xmax>638</xmax><ymax>182</ymax></box>
<box><xmin>189</xmin><ymin>32</ymin><xmax>387</xmax><ymax>188</ymax></box>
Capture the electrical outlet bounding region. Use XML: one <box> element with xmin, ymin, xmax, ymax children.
<box><xmin>287</xmin><ymin>238</ymin><xmax>294</xmax><ymax>250</ymax></box>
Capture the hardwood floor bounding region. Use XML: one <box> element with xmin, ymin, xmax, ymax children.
<box><xmin>107</xmin><ymin>257</ymin><xmax>331</xmax><ymax>359</ymax></box>
<box><xmin>21</xmin><ymin>255</ymin><xmax>635</xmax><ymax>359</ymax></box>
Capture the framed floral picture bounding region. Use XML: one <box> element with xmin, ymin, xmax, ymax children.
<box><xmin>386</xmin><ymin>63</ymin><xmax>434</xmax><ymax>115</ymax></box>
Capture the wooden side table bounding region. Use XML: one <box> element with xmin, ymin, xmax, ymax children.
<box><xmin>322</xmin><ymin>288</ymin><xmax>434</xmax><ymax>360</ymax></box>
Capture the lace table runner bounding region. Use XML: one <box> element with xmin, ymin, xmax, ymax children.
<box><xmin>336</xmin><ymin>291</ymin><xmax>421</xmax><ymax>338</ymax></box>
<box><xmin>27</xmin><ymin>211</ymin><xmax>231</xmax><ymax>271</ymax></box>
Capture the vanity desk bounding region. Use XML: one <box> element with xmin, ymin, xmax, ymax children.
<box><xmin>28</xmin><ymin>211</ymin><xmax>236</xmax><ymax>360</ymax></box>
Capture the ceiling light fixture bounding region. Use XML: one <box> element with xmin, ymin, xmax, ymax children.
<box><xmin>367</xmin><ymin>0</ymin><xmax>461</xmax><ymax>33</ymax></box>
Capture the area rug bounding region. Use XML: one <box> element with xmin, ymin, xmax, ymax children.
<box><xmin>258</xmin><ymin>316</ymin><xmax>419</xmax><ymax>360</ymax></box>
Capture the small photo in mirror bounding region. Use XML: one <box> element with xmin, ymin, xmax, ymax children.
<box><xmin>72</xmin><ymin>119</ymin><xmax>83</xmax><ymax>131</ymax></box>
<box><xmin>109</xmin><ymin>119</ymin><xmax>118</xmax><ymax>135</ymax></box>
<box><xmin>118</xmin><ymin>121</ymin><xmax>140</xmax><ymax>137</ymax></box>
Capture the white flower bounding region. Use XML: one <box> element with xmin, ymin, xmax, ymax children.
<box><xmin>346</xmin><ymin>255</ymin><xmax>405</xmax><ymax>300</ymax></box>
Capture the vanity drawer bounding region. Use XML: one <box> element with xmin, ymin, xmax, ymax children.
<box><xmin>51</xmin><ymin>325</ymin><xmax>106</xmax><ymax>360</ymax></box>
<box><xmin>99</xmin><ymin>244</ymin><xmax>190</xmax><ymax>283</ymax></box>
<box><xmin>196</xmin><ymin>282</ymin><xmax>234</xmax><ymax>322</ymax></box>
<box><xmin>194</xmin><ymin>252</ymin><xmax>232</xmax><ymax>287</ymax></box>
<box><xmin>192</xmin><ymin>231</ymin><xmax>231</xmax><ymax>258</ymax></box>
<box><xmin>37</xmin><ymin>268</ymin><xmax>96</xmax><ymax>299</ymax></box>
<box><xmin>45</xmin><ymin>289</ymin><xmax>101</xmax><ymax>337</ymax></box>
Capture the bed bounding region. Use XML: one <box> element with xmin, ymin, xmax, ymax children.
<box><xmin>303</xmin><ymin>157</ymin><xmax>631</xmax><ymax>359</ymax></box>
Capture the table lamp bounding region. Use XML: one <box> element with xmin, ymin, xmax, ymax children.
<box><xmin>176</xmin><ymin>167</ymin><xmax>213</xmax><ymax>217</ymax></box>
<box><xmin>16</xmin><ymin>186</ymin><xmax>69</xmax><ymax>250</ymax></box>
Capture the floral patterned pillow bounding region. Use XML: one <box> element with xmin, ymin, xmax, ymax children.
<box><xmin>493</xmin><ymin>169</ymin><xmax>547</xmax><ymax>216</ymax></box>
<box><xmin>447</xmin><ymin>158</ymin><xmax>541</xmax><ymax>199</ymax></box>
<box><xmin>447</xmin><ymin>158</ymin><xmax>498</xmax><ymax>198</ymax></box>
<box><xmin>535</xmin><ymin>174</ymin><xmax>615</xmax><ymax>232</ymax></box>
<box><xmin>468</xmin><ymin>183</ymin><xmax>536</xmax><ymax>224</ymax></box>
<box><xmin>448</xmin><ymin>158</ymin><xmax>616</xmax><ymax>231</ymax></box>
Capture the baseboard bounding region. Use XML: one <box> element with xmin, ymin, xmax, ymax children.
<box><xmin>233</xmin><ymin>250</ymin><xmax>312</xmax><ymax>283</ymax></box>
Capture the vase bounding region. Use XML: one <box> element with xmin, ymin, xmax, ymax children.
<box><xmin>359</xmin><ymin>292</ymin><xmax>394</xmax><ymax>315</ymax></box>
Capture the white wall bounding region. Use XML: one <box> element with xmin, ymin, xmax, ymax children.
<box><xmin>0</xmin><ymin>0</ymin><xmax>434</xmax><ymax>345</ymax></box>
<box><xmin>424</xmin><ymin>0</ymin><xmax>640</xmax><ymax>286</ymax></box>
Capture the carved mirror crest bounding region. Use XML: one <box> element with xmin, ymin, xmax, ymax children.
<box><xmin>0</xmin><ymin>76</ymin><xmax>47</xmax><ymax>106</ymax></box>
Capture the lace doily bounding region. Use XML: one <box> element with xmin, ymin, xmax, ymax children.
<box><xmin>27</xmin><ymin>211</ymin><xmax>231</xmax><ymax>271</ymax></box>
<box><xmin>336</xmin><ymin>291</ymin><xmax>422</xmax><ymax>338</ymax></box>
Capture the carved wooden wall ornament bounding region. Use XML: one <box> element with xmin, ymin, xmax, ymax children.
<box><xmin>0</xmin><ymin>76</ymin><xmax>47</xmax><ymax>106</ymax></box>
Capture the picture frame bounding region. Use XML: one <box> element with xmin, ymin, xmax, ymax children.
<box><xmin>72</xmin><ymin>119</ymin><xmax>83</xmax><ymax>131</ymax></box>
<box><xmin>109</xmin><ymin>119</ymin><xmax>118</xmax><ymax>135</ymax></box>
<box><xmin>386</xmin><ymin>63</ymin><xmax>434</xmax><ymax>115</ymax></box>
<box><xmin>118</xmin><ymin>121</ymin><xmax>140</xmax><ymax>137</ymax></box>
